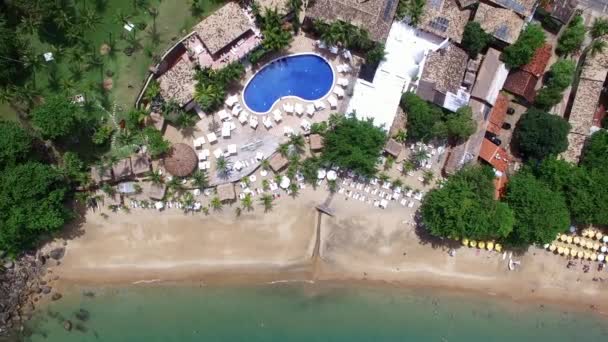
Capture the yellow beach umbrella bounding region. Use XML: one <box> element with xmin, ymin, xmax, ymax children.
<box><xmin>478</xmin><ymin>241</ymin><xmax>486</xmax><ymax>249</ymax></box>
<box><xmin>588</xmin><ymin>231</ymin><xmax>596</xmax><ymax>239</ymax></box>
<box><xmin>560</xmin><ymin>234</ymin><xmax>568</xmax><ymax>242</ymax></box>
<box><xmin>577</xmin><ymin>250</ymin><xmax>584</xmax><ymax>258</ymax></box>
<box><xmin>593</xmin><ymin>243</ymin><xmax>600</xmax><ymax>251</ymax></box>
<box><xmin>578</xmin><ymin>238</ymin><xmax>586</xmax><ymax>246</ymax></box>
<box><xmin>470</xmin><ymin>240</ymin><xmax>477</xmax><ymax>248</ymax></box>
<box><xmin>566</xmin><ymin>236</ymin><xmax>573</xmax><ymax>244</ymax></box>
<box><xmin>586</xmin><ymin>241</ymin><xmax>594</xmax><ymax>249</ymax></box>
<box><xmin>582</xmin><ymin>230</ymin><xmax>589</xmax><ymax>237</ymax></box>
<box><xmin>563</xmin><ymin>247</ymin><xmax>570</xmax><ymax>256</ymax></box>
<box><xmin>590</xmin><ymin>253</ymin><xmax>598</xmax><ymax>261</ymax></box>
<box><xmin>494</xmin><ymin>244</ymin><xmax>502</xmax><ymax>252</ymax></box>
<box><xmin>584</xmin><ymin>251</ymin><xmax>591</xmax><ymax>259</ymax></box>
<box><xmin>596</xmin><ymin>232</ymin><xmax>603</xmax><ymax>240</ymax></box>
<box><xmin>557</xmin><ymin>246</ymin><xmax>564</xmax><ymax>254</ymax></box>
<box><xmin>570</xmin><ymin>249</ymin><xmax>577</xmax><ymax>257</ymax></box>
<box><xmin>549</xmin><ymin>244</ymin><xmax>557</xmax><ymax>252</ymax></box>
<box><xmin>487</xmin><ymin>241</ymin><xmax>494</xmax><ymax>251</ymax></box>
<box><xmin>462</xmin><ymin>238</ymin><xmax>469</xmax><ymax>246</ymax></box>
<box><xmin>573</xmin><ymin>236</ymin><xmax>580</xmax><ymax>244</ymax></box>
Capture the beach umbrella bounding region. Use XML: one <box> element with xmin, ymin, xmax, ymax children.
<box><xmin>584</xmin><ymin>252</ymin><xmax>590</xmax><ymax>259</ymax></box>
<box><xmin>570</xmin><ymin>249</ymin><xmax>577</xmax><ymax>257</ymax></box>
<box><xmin>588</xmin><ymin>231</ymin><xmax>596</xmax><ymax>239</ymax></box>
<box><xmin>577</xmin><ymin>250</ymin><xmax>584</xmax><ymax>259</ymax></box>
<box><xmin>549</xmin><ymin>244</ymin><xmax>557</xmax><ymax>252</ymax></box>
<box><xmin>578</xmin><ymin>238</ymin><xmax>586</xmax><ymax>246</ymax></box>
<box><xmin>601</xmin><ymin>246</ymin><xmax>607</xmax><ymax>253</ymax></box>
<box><xmin>317</xmin><ymin>169</ymin><xmax>327</xmax><ymax>180</ymax></box>
<box><xmin>543</xmin><ymin>243</ymin><xmax>550</xmax><ymax>249</ymax></box>
<box><xmin>603</xmin><ymin>236</ymin><xmax>608</xmax><ymax>243</ymax></box>
<box><xmin>596</xmin><ymin>232</ymin><xmax>603</xmax><ymax>240</ymax></box>
<box><xmin>586</xmin><ymin>241</ymin><xmax>594</xmax><ymax>249</ymax></box>
<box><xmin>563</xmin><ymin>247</ymin><xmax>570</xmax><ymax>256</ymax></box>
<box><xmin>573</xmin><ymin>236</ymin><xmax>580</xmax><ymax>244</ymax></box>
<box><xmin>560</xmin><ymin>234</ymin><xmax>568</xmax><ymax>242</ymax></box>
<box><xmin>326</xmin><ymin>170</ymin><xmax>337</xmax><ymax>181</ymax></box>
<box><xmin>566</xmin><ymin>236</ymin><xmax>573</xmax><ymax>244</ymax></box>
<box><xmin>593</xmin><ymin>242</ymin><xmax>600</xmax><ymax>251</ymax></box>
<box><xmin>557</xmin><ymin>246</ymin><xmax>564</xmax><ymax>254</ymax></box>
<box><xmin>280</xmin><ymin>176</ymin><xmax>290</xmax><ymax>189</ymax></box>
<box><xmin>462</xmin><ymin>238</ymin><xmax>469</xmax><ymax>246</ymax></box>
<box><xmin>590</xmin><ymin>253</ymin><xmax>597</xmax><ymax>261</ymax></box>
<box><xmin>478</xmin><ymin>241</ymin><xmax>486</xmax><ymax>249</ymax></box>
<box><xmin>470</xmin><ymin>240</ymin><xmax>477</xmax><ymax>248</ymax></box>
<box><xmin>598</xmin><ymin>254</ymin><xmax>605</xmax><ymax>262</ymax></box>
<box><xmin>582</xmin><ymin>230</ymin><xmax>589</xmax><ymax>237</ymax></box>
<box><xmin>487</xmin><ymin>241</ymin><xmax>494</xmax><ymax>251</ymax></box>
<box><xmin>494</xmin><ymin>244</ymin><xmax>502</xmax><ymax>252</ymax></box>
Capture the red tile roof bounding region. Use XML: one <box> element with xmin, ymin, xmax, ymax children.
<box><xmin>593</xmin><ymin>104</ymin><xmax>605</xmax><ymax>128</ymax></box>
<box><xmin>521</xmin><ymin>44</ymin><xmax>553</xmax><ymax>77</ymax></box>
<box><xmin>479</xmin><ymin>138</ymin><xmax>511</xmax><ymax>173</ymax></box>
<box><xmin>493</xmin><ymin>174</ymin><xmax>508</xmax><ymax>199</ymax></box>
<box><xmin>486</xmin><ymin>93</ymin><xmax>509</xmax><ymax>135</ymax></box>
<box><xmin>503</xmin><ymin>70</ymin><xmax>538</xmax><ymax>102</ymax></box>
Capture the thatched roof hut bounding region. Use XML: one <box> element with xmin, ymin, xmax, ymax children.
<box><xmin>91</xmin><ymin>165</ymin><xmax>113</xmax><ymax>183</ymax></box>
<box><xmin>112</xmin><ymin>158</ymin><xmax>133</xmax><ymax>181</ymax></box>
<box><xmin>269</xmin><ymin>153</ymin><xmax>289</xmax><ymax>173</ymax></box>
<box><xmin>309</xmin><ymin>134</ymin><xmax>324</xmax><ymax>151</ymax></box>
<box><xmin>131</xmin><ymin>153</ymin><xmax>152</xmax><ymax>176</ymax></box>
<box><xmin>144</xmin><ymin>182</ymin><xmax>167</xmax><ymax>200</ymax></box>
<box><xmin>384</xmin><ymin>138</ymin><xmax>403</xmax><ymax>158</ymax></box>
<box><xmin>217</xmin><ymin>183</ymin><xmax>236</xmax><ymax>202</ymax></box>
<box><xmin>164</xmin><ymin>143</ymin><xmax>197</xmax><ymax>177</ymax></box>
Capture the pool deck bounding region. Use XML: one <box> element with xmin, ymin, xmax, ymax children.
<box><xmin>163</xmin><ymin>34</ymin><xmax>362</xmax><ymax>186</ymax></box>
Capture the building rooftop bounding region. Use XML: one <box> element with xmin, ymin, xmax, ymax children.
<box><xmin>131</xmin><ymin>153</ymin><xmax>152</xmax><ymax>176</ymax></box>
<box><xmin>269</xmin><ymin>153</ymin><xmax>289</xmax><ymax>172</ymax></box>
<box><xmin>485</xmin><ymin>0</ymin><xmax>537</xmax><ymax>17</ymax></box>
<box><xmin>164</xmin><ymin>143</ymin><xmax>198</xmax><ymax>177</ymax></box>
<box><xmin>568</xmin><ymin>78</ymin><xmax>603</xmax><ymax>136</ymax></box>
<box><xmin>479</xmin><ymin>138</ymin><xmax>511</xmax><ymax>173</ymax></box>
<box><xmin>217</xmin><ymin>183</ymin><xmax>236</xmax><ymax>202</ymax></box>
<box><xmin>521</xmin><ymin>44</ymin><xmax>553</xmax><ymax>77</ymax></box>
<box><xmin>143</xmin><ymin>182</ymin><xmax>167</xmax><ymax>200</ymax></box>
<box><xmin>309</xmin><ymin>134</ymin><xmax>325</xmax><ymax>151</ymax></box>
<box><xmin>471</xmin><ymin>48</ymin><xmax>509</xmax><ymax>105</ymax></box>
<box><xmin>474</xmin><ymin>3</ymin><xmax>524</xmax><ymax>45</ymax></box>
<box><xmin>561</xmin><ymin>132</ymin><xmax>588</xmax><ymax>163</ymax></box>
<box><xmin>384</xmin><ymin>138</ymin><xmax>403</xmax><ymax>158</ymax></box>
<box><xmin>419</xmin><ymin>43</ymin><xmax>468</xmax><ymax>95</ymax></box>
<box><xmin>580</xmin><ymin>38</ymin><xmax>608</xmax><ymax>82</ymax></box>
<box><xmin>486</xmin><ymin>93</ymin><xmax>509</xmax><ymax>135</ymax></box>
<box><xmin>146</xmin><ymin>112</ymin><xmax>166</xmax><ymax>132</ymax></box>
<box><xmin>193</xmin><ymin>2</ymin><xmax>253</xmax><ymax>55</ymax></box>
<box><xmin>419</xmin><ymin>0</ymin><xmax>471</xmax><ymax>43</ymax></box>
<box><xmin>503</xmin><ymin>69</ymin><xmax>538</xmax><ymax>102</ymax></box>
<box><xmin>91</xmin><ymin>165</ymin><xmax>113</xmax><ymax>183</ymax></box>
<box><xmin>257</xmin><ymin>0</ymin><xmax>291</xmax><ymax>14</ymax></box>
<box><xmin>543</xmin><ymin>0</ymin><xmax>578</xmax><ymax>24</ymax></box>
<box><xmin>158</xmin><ymin>56</ymin><xmax>197</xmax><ymax>107</ymax></box>
<box><xmin>306</xmin><ymin>0</ymin><xmax>399</xmax><ymax>42</ymax></box>
<box><xmin>112</xmin><ymin>158</ymin><xmax>133</xmax><ymax>181</ymax></box>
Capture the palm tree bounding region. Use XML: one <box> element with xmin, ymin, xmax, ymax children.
<box><xmin>241</xmin><ymin>193</ymin><xmax>254</xmax><ymax>211</ymax></box>
<box><xmin>327</xmin><ymin>179</ymin><xmax>337</xmax><ymax>194</ymax></box>
<box><xmin>289</xmin><ymin>134</ymin><xmax>305</xmax><ymax>154</ymax></box>
<box><xmin>288</xmin><ymin>182</ymin><xmax>299</xmax><ymax>198</ymax></box>
<box><xmin>384</xmin><ymin>155</ymin><xmax>395</xmax><ymax>170</ymax></box>
<box><xmin>53</xmin><ymin>7</ymin><xmax>72</xmax><ymax>30</ymax></box>
<box><xmin>167</xmin><ymin>176</ymin><xmax>183</xmax><ymax>191</ymax></box>
<box><xmin>378</xmin><ymin>172</ymin><xmax>390</xmax><ymax>183</ymax></box>
<box><xmin>19</xmin><ymin>15</ymin><xmax>41</xmax><ymax>35</ymax></box>
<box><xmin>210</xmin><ymin>196</ymin><xmax>222</xmax><ymax>211</ymax></box>
<box><xmin>410</xmin><ymin>149</ymin><xmax>429</xmax><ymax>169</ymax></box>
<box><xmin>60</xmin><ymin>77</ymin><xmax>76</xmax><ymax>93</ymax></box>
<box><xmin>588</xmin><ymin>39</ymin><xmax>607</xmax><ymax>58</ymax></box>
<box><xmin>147</xmin><ymin>7</ymin><xmax>161</xmax><ymax>46</ymax></box>
<box><xmin>261</xmin><ymin>159</ymin><xmax>270</xmax><ymax>171</ymax></box>
<box><xmin>147</xmin><ymin>170</ymin><xmax>164</xmax><ymax>184</ymax></box>
<box><xmin>422</xmin><ymin>170</ymin><xmax>434</xmax><ymax>185</ymax></box>
<box><xmin>191</xmin><ymin>170</ymin><xmax>209</xmax><ymax>189</ymax></box>
<box><xmin>393</xmin><ymin>129</ymin><xmax>407</xmax><ymax>143</ymax></box>
<box><xmin>202</xmin><ymin>207</ymin><xmax>209</xmax><ymax>215</ymax></box>
<box><xmin>262</xmin><ymin>179</ymin><xmax>270</xmax><ymax>191</ymax></box>
<box><xmin>278</xmin><ymin>143</ymin><xmax>290</xmax><ymax>157</ymax></box>
<box><xmin>133</xmin><ymin>0</ymin><xmax>150</xmax><ymax>12</ymax></box>
<box><xmin>12</xmin><ymin>83</ymin><xmax>40</xmax><ymax>110</ymax></box>
<box><xmin>81</xmin><ymin>8</ymin><xmax>102</xmax><ymax>30</ymax></box>
<box><xmin>590</xmin><ymin>18</ymin><xmax>608</xmax><ymax>39</ymax></box>
<box><xmin>235</xmin><ymin>206</ymin><xmax>242</xmax><ymax>217</ymax></box>
<box><xmin>21</xmin><ymin>50</ymin><xmax>44</xmax><ymax>87</ymax></box>
<box><xmin>114</xmin><ymin>9</ymin><xmax>131</xmax><ymax>25</ymax></box>
<box><xmin>259</xmin><ymin>194</ymin><xmax>273</xmax><ymax>212</ymax></box>
<box><xmin>85</xmin><ymin>50</ymin><xmax>104</xmax><ymax>71</ymax></box>
<box><xmin>392</xmin><ymin>179</ymin><xmax>403</xmax><ymax>189</ymax></box>
<box><xmin>181</xmin><ymin>192</ymin><xmax>195</xmax><ymax>211</ymax></box>
<box><xmin>407</xmin><ymin>0</ymin><xmax>426</xmax><ymax>26</ymax></box>
<box><xmin>216</xmin><ymin>156</ymin><xmax>231</xmax><ymax>179</ymax></box>
<box><xmin>0</xmin><ymin>87</ymin><xmax>14</xmax><ymax>104</ymax></box>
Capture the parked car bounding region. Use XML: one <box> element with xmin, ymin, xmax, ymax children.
<box><xmin>485</xmin><ymin>131</ymin><xmax>502</xmax><ymax>146</ymax></box>
<box><xmin>507</xmin><ymin>107</ymin><xmax>515</xmax><ymax>115</ymax></box>
<box><xmin>502</xmin><ymin>122</ymin><xmax>512</xmax><ymax>130</ymax></box>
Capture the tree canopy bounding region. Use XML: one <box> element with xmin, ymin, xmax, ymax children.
<box><xmin>30</xmin><ymin>95</ymin><xmax>82</xmax><ymax>140</ymax></box>
<box><xmin>504</xmin><ymin>171</ymin><xmax>570</xmax><ymax>246</ymax></box>
<box><xmin>321</xmin><ymin>114</ymin><xmax>386</xmax><ymax>177</ymax></box>
<box><xmin>533</xmin><ymin>59</ymin><xmax>575</xmax><ymax>110</ymax></box>
<box><xmin>556</xmin><ymin>14</ymin><xmax>586</xmax><ymax>56</ymax></box>
<box><xmin>0</xmin><ymin>120</ymin><xmax>32</xmax><ymax>167</ymax></box>
<box><xmin>0</xmin><ymin>18</ymin><xmax>28</xmax><ymax>87</ymax></box>
<box><xmin>420</xmin><ymin>165</ymin><xmax>514</xmax><ymax>241</ymax></box>
<box><xmin>502</xmin><ymin>24</ymin><xmax>546</xmax><ymax>69</ymax></box>
<box><xmin>513</xmin><ymin>108</ymin><xmax>570</xmax><ymax>160</ymax></box>
<box><xmin>580</xmin><ymin>130</ymin><xmax>608</xmax><ymax>171</ymax></box>
<box><xmin>461</xmin><ymin>22</ymin><xmax>492</xmax><ymax>58</ymax></box>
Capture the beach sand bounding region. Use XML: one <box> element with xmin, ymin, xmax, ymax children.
<box><xmin>51</xmin><ymin>187</ymin><xmax>608</xmax><ymax>316</ymax></box>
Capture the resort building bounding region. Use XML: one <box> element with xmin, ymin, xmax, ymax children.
<box><xmin>153</xmin><ymin>2</ymin><xmax>261</xmax><ymax>109</ymax></box>
<box><xmin>131</xmin><ymin>153</ymin><xmax>152</xmax><ymax>176</ymax></box>
<box><xmin>217</xmin><ymin>183</ymin><xmax>236</xmax><ymax>203</ymax></box>
<box><xmin>305</xmin><ymin>0</ymin><xmax>399</xmax><ymax>42</ymax></box>
<box><xmin>347</xmin><ymin>22</ymin><xmax>442</xmax><ymax>129</ymax></box>
<box><xmin>416</xmin><ymin>43</ymin><xmax>471</xmax><ymax>112</ymax></box>
<box><xmin>478</xmin><ymin>138</ymin><xmax>512</xmax><ymax>198</ymax></box>
<box><xmin>384</xmin><ymin>138</ymin><xmax>404</xmax><ymax>158</ymax></box>
<box><xmin>561</xmin><ymin>40</ymin><xmax>608</xmax><ymax>162</ymax></box>
<box><xmin>484</xmin><ymin>0</ymin><xmax>537</xmax><ymax>18</ymax></box>
<box><xmin>112</xmin><ymin>158</ymin><xmax>133</xmax><ymax>181</ymax></box>
<box><xmin>269</xmin><ymin>153</ymin><xmax>289</xmax><ymax>173</ymax></box>
<box><xmin>470</xmin><ymin>48</ymin><xmax>509</xmax><ymax>106</ymax></box>
<box><xmin>419</xmin><ymin>0</ymin><xmax>471</xmax><ymax>43</ymax></box>
<box><xmin>503</xmin><ymin>44</ymin><xmax>552</xmax><ymax>103</ymax></box>
<box><xmin>537</xmin><ymin>0</ymin><xmax>578</xmax><ymax>28</ymax></box>
<box><xmin>91</xmin><ymin>165</ymin><xmax>113</xmax><ymax>184</ymax></box>
<box><xmin>309</xmin><ymin>134</ymin><xmax>325</xmax><ymax>152</ymax></box>
<box><xmin>473</xmin><ymin>3</ymin><xmax>524</xmax><ymax>45</ymax></box>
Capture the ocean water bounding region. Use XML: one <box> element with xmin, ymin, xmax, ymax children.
<box><xmin>19</xmin><ymin>282</ymin><xmax>608</xmax><ymax>341</ymax></box>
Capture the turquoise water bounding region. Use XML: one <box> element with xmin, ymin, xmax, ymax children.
<box><xmin>20</xmin><ymin>283</ymin><xmax>608</xmax><ymax>341</ymax></box>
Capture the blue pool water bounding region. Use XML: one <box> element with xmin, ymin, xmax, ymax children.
<box><xmin>243</xmin><ymin>54</ymin><xmax>334</xmax><ymax>113</ymax></box>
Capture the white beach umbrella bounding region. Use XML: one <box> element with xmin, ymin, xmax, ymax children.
<box><xmin>280</xmin><ymin>176</ymin><xmax>290</xmax><ymax>189</ymax></box>
<box><xmin>603</xmin><ymin>236</ymin><xmax>608</xmax><ymax>243</ymax></box>
<box><xmin>317</xmin><ymin>169</ymin><xmax>327</xmax><ymax>179</ymax></box>
<box><xmin>327</xmin><ymin>170</ymin><xmax>337</xmax><ymax>181</ymax></box>
<box><xmin>601</xmin><ymin>246</ymin><xmax>607</xmax><ymax>253</ymax></box>
<box><xmin>598</xmin><ymin>254</ymin><xmax>605</xmax><ymax>262</ymax></box>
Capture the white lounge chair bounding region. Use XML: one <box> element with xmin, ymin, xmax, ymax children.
<box><xmin>314</xmin><ymin>100</ymin><xmax>326</xmax><ymax>110</ymax></box>
<box><xmin>250</xmin><ymin>118</ymin><xmax>258</xmax><ymax>129</ymax></box>
<box><xmin>284</xmin><ymin>126</ymin><xmax>294</xmax><ymax>136</ymax></box>
<box><xmin>218</xmin><ymin>109</ymin><xmax>230</xmax><ymax>121</ymax></box>
<box><xmin>328</xmin><ymin>95</ymin><xmax>338</xmax><ymax>109</ymax></box>
<box><xmin>213</xmin><ymin>148</ymin><xmax>223</xmax><ymax>159</ymax></box>
<box><xmin>272</xmin><ymin>109</ymin><xmax>282</xmax><ymax>122</ymax></box>
<box><xmin>206</xmin><ymin>132</ymin><xmax>218</xmax><ymax>144</ymax></box>
<box><xmin>306</xmin><ymin>104</ymin><xmax>315</xmax><ymax>117</ymax></box>
<box><xmin>337</xmin><ymin>77</ymin><xmax>349</xmax><ymax>87</ymax></box>
<box><xmin>227</xmin><ymin>144</ymin><xmax>237</xmax><ymax>155</ymax></box>
<box><xmin>193</xmin><ymin>136</ymin><xmax>205</xmax><ymax>149</ymax></box>
<box><xmin>283</xmin><ymin>103</ymin><xmax>294</xmax><ymax>114</ymax></box>
<box><xmin>263</xmin><ymin>116</ymin><xmax>273</xmax><ymax>129</ymax></box>
<box><xmin>294</xmin><ymin>103</ymin><xmax>304</xmax><ymax>116</ymax></box>
<box><xmin>231</xmin><ymin>104</ymin><xmax>242</xmax><ymax>116</ymax></box>
<box><xmin>225</xmin><ymin>94</ymin><xmax>238</xmax><ymax>108</ymax></box>
<box><xmin>238</xmin><ymin>112</ymin><xmax>248</xmax><ymax>124</ymax></box>
<box><xmin>221</xmin><ymin>122</ymin><xmax>231</xmax><ymax>138</ymax></box>
<box><xmin>333</xmin><ymin>87</ymin><xmax>345</xmax><ymax>98</ymax></box>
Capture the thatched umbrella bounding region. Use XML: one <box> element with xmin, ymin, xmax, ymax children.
<box><xmin>164</xmin><ymin>143</ymin><xmax>197</xmax><ymax>177</ymax></box>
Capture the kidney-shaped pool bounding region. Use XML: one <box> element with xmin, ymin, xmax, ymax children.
<box><xmin>243</xmin><ymin>53</ymin><xmax>334</xmax><ymax>114</ymax></box>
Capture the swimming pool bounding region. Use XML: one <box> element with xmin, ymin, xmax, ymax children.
<box><xmin>243</xmin><ymin>53</ymin><xmax>334</xmax><ymax>114</ymax></box>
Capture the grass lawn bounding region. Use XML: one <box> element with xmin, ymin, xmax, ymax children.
<box><xmin>0</xmin><ymin>103</ymin><xmax>18</xmax><ymax>121</ymax></box>
<box><xmin>13</xmin><ymin>0</ymin><xmax>221</xmax><ymax>116</ymax></box>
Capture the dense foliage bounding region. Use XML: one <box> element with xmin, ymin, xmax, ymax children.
<box><xmin>461</xmin><ymin>22</ymin><xmax>492</xmax><ymax>58</ymax></box>
<box><xmin>0</xmin><ymin>120</ymin><xmax>32</xmax><ymax>168</ymax></box>
<box><xmin>0</xmin><ymin>17</ymin><xmax>28</xmax><ymax>87</ymax></box>
<box><xmin>504</xmin><ymin>171</ymin><xmax>570</xmax><ymax>246</ymax></box>
<box><xmin>556</xmin><ymin>15</ymin><xmax>586</xmax><ymax>56</ymax></box>
<box><xmin>580</xmin><ymin>130</ymin><xmax>608</xmax><ymax>171</ymax></box>
<box><xmin>193</xmin><ymin>62</ymin><xmax>245</xmax><ymax>112</ymax></box>
<box><xmin>400</xmin><ymin>92</ymin><xmax>475</xmax><ymax>143</ymax></box>
<box><xmin>30</xmin><ymin>96</ymin><xmax>82</xmax><ymax>140</ymax></box>
<box><xmin>534</xmin><ymin>59</ymin><xmax>575</xmax><ymax>110</ymax></box>
<box><xmin>420</xmin><ymin>165</ymin><xmax>514</xmax><ymax>241</ymax></box>
<box><xmin>502</xmin><ymin>24</ymin><xmax>546</xmax><ymax>69</ymax></box>
<box><xmin>321</xmin><ymin>114</ymin><xmax>386</xmax><ymax>177</ymax></box>
<box><xmin>513</xmin><ymin>108</ymin><xmax>570</xmax><ymax>160</ymax></box>
<box><xmin>395</xmin><ymin>0</ymin><xmax>426</xmax><ymax>26</ymax></box>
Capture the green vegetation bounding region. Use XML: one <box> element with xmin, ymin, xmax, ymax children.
<box><xmin>400</xmin><ymin>93</ymin><xmax>475</xmax><ymax>144</ymax></box>
<box><xmin>513</xmin><ymin>108</ymin><xmax>570</xmax><ymax>160</ymax></box>
<box><xmin>0</xmin><ymin>121</ymin><xmax>32</xmax><ymax>168</ymax></box>
<box><xmin>502</xmin><ymin>24</ymin><xmax>546</xmax><ymax>69</ymax></box>
<box><xmin>421</xmin><ymin>165</ymin><xmax>514</xmax><ymax>241</ymax></box>
<box><xmin>321</xmin><ymin>114</ymin><xmax>386</xmax><ymax>177</ymax></box>
<box><xmin>396</xmin><ymin>0</ymin><xmax>426</xmax><ymax>26</ymax></box>
<box><xmin>248</xmin><ymin>7</ymin><xmax>294</xmax><ymax>65</ymax></box>
<box><xmin>193</xmin><ymin>62</ymin><xmax>245</xmax><ymax>113</ymax></box>
<box><xmin>461</xmin><ymin>22</ymin><xmax>492</xmax><ymax>59</ymax></box>
<box><xmin>311</xmin><ymin>19</ymin><xmax>385</xmax><ymax>64</ymax></box>
<box><xmin>556</xmin><ymin>14</ymin><xmax>586</xmax><ymax>56</ymax></box>
<box><xmin>533</xmin><ymin>59</ymin><xmax>575</xmax><ymax>110</ymax></box>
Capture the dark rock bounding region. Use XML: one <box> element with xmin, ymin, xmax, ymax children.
<box><xmin>40</xmin><ymin>280</ymin><xmax>47</xmax><ymax>286</ymax></box>
<box><xmin>3</xmin><ymin>260</ymin><xmax>14</xmax><ymax>269</ymax></box>
<box><xmin>53</xmin><ymin>275</ymin><xmax>59</xmax><ymax>281</ymax></box>
<box><xmin>63</xmin><ymin>320</ymin><xmax>72</xmax><ymax>331</ymax></box>
<box><xmin>75</xmin><ymin>308</ymin><xmax>90</xmax><ymax>321</ymax></box>
<box><xmin>41</xmin><ymin>286</ymin><xmax>51</xmax><ymax>295</ymax></box>
<box><xmin>51</xmin><ymin>293</ymin><xmax>62</xmax><ymax>301</ymax></box>
<box><xmin>82</xmin><ymin>291</ymin><xmax>95</xmax><ymax>298</ymax></box>
<box><xmin>49</xmin><ymin>248</ymin><xmax>65</xmax><ymax>260</ymax></box>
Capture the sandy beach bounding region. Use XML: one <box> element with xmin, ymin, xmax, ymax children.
<box><xmin>50</xmin><ymin>187</ymin><xmax>608</xmax><ymax>316</ymax></box>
